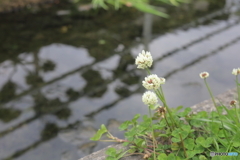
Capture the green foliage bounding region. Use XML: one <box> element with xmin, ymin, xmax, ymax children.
<box><xmin>90</xmin><ymin>124</ymin><xmax>107</xmax><ymax>141</ymax></box>
<box><xmin>90</xmin><ymin>53</ymin><xmax>240</xmax><ymax>159</ymax></box>
<box><xmin>91</xmin><ymin>104</ymin><xmax>240</xmax><ymax>159</ymax></box>
<box><xmin>105</xmin><ymin>148</ymin><xmax>127</xmax><ymax>160</ymax></box>
<box><xmin>131</xmin><ymin>1</ymin><xmax>169</xmax><ymax>18</ymax></box>
<box><xmin>196</xmin><ymin>137</ymin><xmax>212</xmax><ymax>148</ymax></box>
<box><xmin>75</xmin><ymin>0</ymin><xmax>190</xmax><ymax>17</ymax></box>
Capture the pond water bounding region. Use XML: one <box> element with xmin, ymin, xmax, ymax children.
<box><xmin>0</xmin><ymin>0</ymin><xmax>240</xmax><ymax>159</ymax></box>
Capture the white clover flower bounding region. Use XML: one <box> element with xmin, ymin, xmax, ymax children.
<box><xmin>135</xmin><ymin>50</ymin><xmax>153</xmax><ymax>69</ymax></box>
<box><xmin>142</xmin><ymin>74</ymin><xmax>161</xmax><ymax>90</ymax></box>
<box><xmin>232</xmin><ymin>68</ymin><xmax>240</xmax><ymax>75</ymax></box>
<box><xmin>199</xmin><ymin>72</ymin><xmax>209</xmax><ymax>79</ymax></box>
<box><xmin>142</xmin><ymin>91</ymin><xmax>158</xmax><ymax>105</ymax></box>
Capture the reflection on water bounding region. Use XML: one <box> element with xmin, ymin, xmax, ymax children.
<box><xmin>0</xmin><ymin>0</ymin><xmax>240</xmax><ymax>159</ymax></box>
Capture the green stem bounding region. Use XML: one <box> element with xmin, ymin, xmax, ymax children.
<box><xmin>204</xmin><ymin>79</ymin><xmax>217</xmax><ymax>109</ymax></box>
<box><xmin>146</xmin><ymin>68</ymin><xmax>151</xmax><ymax>75</ymax></box>
<box><xmin>213</xmin><ymin>138</ymin><xmax>219</xmax><ymax>151</ymax></box>
<box><xmin>234</xmin><ymin>104</ymin><xmax>240</xmax><ymax>123</ymax></box>
<box><xmin>155</xmin><ymin>88</ymin><xmax>174</xmax><ymax>126</ymax></box>
<box><xmin>159</xmin><ymin>86</ymin><xmax>178</xmax><ymax>128</ymax></box>
<box><xmin>235</xmin><ymin>75</ymin><xmax>240</xmax><ymax>123</ymax></box>
<box><xmin>155</xmin><ymin>89</ymin><xmax>164</xmax><ymax>101</ymax></box>
<box><xmin>204</xmin><ymin>79</ymin><xmax>230</xmax><ymax>144</ymax></box>
<box><xmin>236</xmin><ymin>75</ymin><xmax>240</xmax><ymax>107</ymax></box>
<box><xmin>226</xmin><ymin>141</ymin><xmax>233</xmax><ymax>152</ymax></box>
<box><xmin>149</xmin><ymin>107</ymin><xmax>156</xmax><ymax>160</ymax></box>
<box><xmin>164</xmin><ymin>116</ymin><xmax>173</xmax><ymax>132</ymax></box>
<box><xmin>98</xmin><ymin>139</ymin><xmax>122</xmax><ymax>142</ymax></box>
<box><xmin>179</xmin><ymin>134</ymin><xmax>188</xmax><ymax>158</ymax></box>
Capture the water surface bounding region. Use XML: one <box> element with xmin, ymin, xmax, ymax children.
<box><xmin>0</xmin><ymin>0</ymin><xmax>240</xmax><ymax>159</ymax></box>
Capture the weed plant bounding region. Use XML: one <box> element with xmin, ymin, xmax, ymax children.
<box><xmin>91</xmin><ymin>50</ymin><xmax>240</xmax><ymax>160</ymax></box>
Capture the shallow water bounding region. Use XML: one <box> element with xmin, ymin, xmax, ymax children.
<box><xmin>0</xmin><ymin>0</ymin><xmax>240</xmax><ymax>159</ymax></box>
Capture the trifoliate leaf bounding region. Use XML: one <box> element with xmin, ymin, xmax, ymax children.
<box><xmin>119</xmin><ymin>120</ymin><xmax>131</xmax><ymax>131</ymax></box>
<box><xmin>184</xmin><ymin>138</ymin><xmax>195</xmax><ymax>150</ymax></box>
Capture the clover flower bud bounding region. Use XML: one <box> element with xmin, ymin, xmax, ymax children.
<box><xmin>232</xmin><ymin>68</ymin><xmax>240</xmax><ymax>75</ymax></box>
<box><xmin>135</xmin><ymin>50</ymin><xmax>153</xmax><ymax>69</ymax></box>
<box><xmin>232</xmin><ymin>69</ymin><xmax>238</xmax><ymax>75</ymax></box>
<box><xmin>159</xmin><ymin>77</ymin><xmax>166</xmax><ymax>84</ymax></box>
<box><xmin>230</xmin><ymin>100</ymin><xmax>237</xmax><ymax>106</ymax></box>
<box><xmin>142</xmin><ymin>91</ymin><xmax>158</xmax><ymax>106</ymax></box>
<box><xmin>155</xmin><ymin>106</ymin><xmax>167</xmax><ymax>118</ymax></box>
<box><xmin>199</xmin><ymin>72</ymin><xmax>209</xmax><ymax>79</ymax></box>
<box><xmin>142</xmin><ymin>74</ymin><xmax>161</xmax><ymax>90</ymax></box>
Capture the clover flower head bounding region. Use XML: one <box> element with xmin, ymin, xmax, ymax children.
<box><xmin>142</xmin><ymin>74</ymin><xmax>161</xmax><ymax>90</ymax></box>
<box><xmin>135</xmin><ymin>50</ymin><xmax>153</xmax><ymax>69</ymax></box>
<box><xmin>230</xmin><ymin>100</ymin><xmax>237</xmax><ymax>106</ymax></box>
<box><xmin>232</xmin><ymin>68</ymin><xmax>240</xmax><ymax>75</ymax></box>
<box><xmin>199</xmin><ymin>72</ymin><xmax>209</xmax><ymax>79</ymax></box>
<box><xmin>142</xmin><ymin>91</ymin><xmax>158</xmax><ymax>106</ymax></box>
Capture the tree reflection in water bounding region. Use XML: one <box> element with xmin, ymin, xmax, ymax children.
<box><xmin>1</xmin><ymin>0</ymin><xmax>240</xmax><ymax>159</ymax></box>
